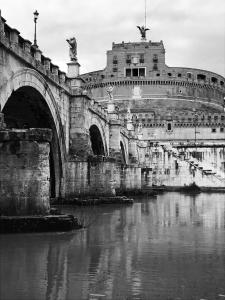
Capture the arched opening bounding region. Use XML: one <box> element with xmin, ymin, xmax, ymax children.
<box><xmin>2</xmin><ymin>86</ymin><xmax>62</xmax><ymax>199</ymax></box>
<box><xmin>167</xmin><ymin>123</ymin><xmax>172</xmax><ymax>131</ymax></box>
<box><xmin>89</xmin><ymin>125</ymin><xmax>105</xmax><ymax>155</ymax></box>
<box><xmin>197</xmin><ymin>74</ymin><xmax>206</xmax><ymax>81</ymax></box>
<box><xmin>120</xmin><ymin>141</ymin><xmax>126</xmax><ymax>164</ymax></box>
<box><xmin>211</xmin><ymin>77</ymin><xmax>218</xmax><ymax>84</ymax></box>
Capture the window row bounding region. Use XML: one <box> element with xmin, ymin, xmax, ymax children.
<box><xmin>112</xmin><ymin>54</ymin><xmax>159</xmax><ymax>65</ymax></box>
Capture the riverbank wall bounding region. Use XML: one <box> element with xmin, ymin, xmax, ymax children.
<box><xmin>65</xmin><ymin>156</ymin><xmax>141</xmax><ymax>199</ymax></box>
<box><xmin>142</xmin><ymin>145</ymin><xmax>225</xmax><ymax>190</ymax></box>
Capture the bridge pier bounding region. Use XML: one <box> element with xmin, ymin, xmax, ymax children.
<box><xmin>0</xmin><ymin>123</ymin><xmax>52</xmax><ymax>215</ymax></box>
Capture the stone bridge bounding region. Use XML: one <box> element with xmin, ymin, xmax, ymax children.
<box><xmin>0</xmin><ymin>12</ymin><xmax>138</xmax><ymax>202</ymax></box>
<box><xmin>0</xmin><ymin>12</ymin><xmax>224</xmax><ymax>216</ymax></box>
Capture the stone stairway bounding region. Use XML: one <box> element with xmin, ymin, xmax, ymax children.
<box><xmin>161</xmin><ymin>143</ymin><xmax>225</xmax><ymax>188</ymax></box>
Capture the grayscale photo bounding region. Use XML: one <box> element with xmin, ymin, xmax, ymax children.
<box><xmin>0</xmin><ymin>0</ymin><xmax>225</xmax><ymax>299</ymax></box>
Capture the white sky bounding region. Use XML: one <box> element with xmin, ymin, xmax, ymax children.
<box><xmin>1</xmin><ymin>0</ymin><xmax>225</xmax><ymax>76</ymax></box>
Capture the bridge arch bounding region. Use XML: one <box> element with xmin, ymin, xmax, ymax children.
<box><xmin>120</xmin><ymin>137</ymin><xmax>128</xmax><ymax>164</ymax></box>
<box><xmin>1</xmin><ymin>68</ymin><xmax>66</xmax><ymax>199</ymax></box>
<box><xmin>89</xmin><ymin>125</ymin><xmax>105</xmax><ymax>155</ymax></box>
<box><xmin>88</xmin><ymin>116</ymin><xmax>108</xmax><ymax>156</ymax></box>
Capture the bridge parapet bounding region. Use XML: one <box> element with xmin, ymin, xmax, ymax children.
<box><xmin>0</xmin><ymin>12</ymin><xmax>73</xmax><ymax>94</ymax></box>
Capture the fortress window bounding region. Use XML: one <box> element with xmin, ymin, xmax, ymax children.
<box><xmin>187</xmin><ymin>72</ymin><xmax>192</xmax><ymax>79</ymax></box>
<box><xmin>139</xmin><ymin>68</ymin><xmax>145</xmax><ymax>77</ymax></box>
<box><xmin>153</xmin><ymin>54</ymin><xmax>158</xmax><ymax>63</ymax></box>
<box><xmin>168</xmin><ymin>73</ymin><xmax>172</xmax><ymax>77</ymax></box>
<box><xmin>220</xmin><ymin>128</ymin><xmax>224</xmax><ymax>132</ymax></box>
<box><xmin>126</xmin><ymin>68</ymin><xmax>131</xmax><ymax>77</ymax></box>
<box><xmin>221</xmin><ymin>116</ymin><xmax>225</xmax><ymax>121</ymax></box>
<box><xmin>140</xmin><ymin>54</ymin><xmax>145</xmax><ymax>63</ymax></box>
<box><xmin>220</xmin><ymin>81</ymin><xmax>224</xmax><ymax>86</ymax></box>
<box><xmin>113</xmin><ymin>67</ymin><xmax>118</xmax><ymax>72</ymax></box>
<box><xmin>132</xmin><ymin>68</ymin><xmax>138</xmax><ymax>76</ymax></box>
<box><xmin>214</xmin><ymin>115</ymin><xmax>218</xmax><ymax>121</ymax></box>
<box><xmin>197</xmin><ymin>74</ymin><xmax>206</xmax><ymax>81</ymax></box>
<box><xmin>153</xmin><ymin>64</ymin><xmax>158</xmax><ymax>71</ymax></box>
<box><xmin>113</xmin><ymin>56</ymin><xmax>118</xmax><ymax>64</ymax></box>
<box><xmin>156</xmin><ymin>73</ymin><xmax>160</xmax><ymax>76</ymax></box>
<box><xmin>211</xmin><ymin>77</ymin><xmax>218</xmax><ymax>84</ymax></box>
<box><xmin>126</xmin><ymin>55</ymin><xmax>131</xmax><ymax>64</ymax></box>
<box><xmin>178</xmin><ymin>73</ymin><xmax>182</xmax><ymax>77</ymax></box>
<box><xmin>125</xmin><ymin>68</ymin><xmax>146</xmax><ymax>77</ymax></box>
<box><xmin>212</xmin><ymin>128</ymin><xmax>216</xmax><ymax>133</ymax></box>
<box><xmin>167</xmin><ymin>123</ymin><xmax>172</xmax><ymax>131</ymax></box>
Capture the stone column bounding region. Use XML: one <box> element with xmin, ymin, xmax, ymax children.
<box><xmin>129</xmin><ymin>138</ymin><xmax>139</xmax><ymax>164</ymax></box>
<box><xmin>69</xmin><ymin>95</ymin><xmax>92</xmax><ymax>158</ymax></box>
<box><xmin>109</xmin><ymin>119</ymin><xmax>121</xmax><ymax>160</ymax></box>
<box><xmin>0</xmin><ymin>128</ymin><xmax>52</xmax><ymax>216</ymax></box>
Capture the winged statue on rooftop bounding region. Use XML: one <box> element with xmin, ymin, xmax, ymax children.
<box><xmin>137</xmin><ymin>26</ymin><xmax>149</xmax><ymax>40</ymax></box>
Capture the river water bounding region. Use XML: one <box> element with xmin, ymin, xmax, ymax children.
<box><xmin>0</xmin><ymin>192</ymin><xmax>225</xmax><ymax>300</ymax></box>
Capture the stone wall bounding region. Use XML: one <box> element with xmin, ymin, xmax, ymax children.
<box><xmin>65</xmin><ymin>157</ymin><xmax>141</xmax><ymax>198</ymax></box>
<box><xmin>142</xmin><ymin>146</ymin><xmax>225</xmax><ymax>189</ymax></box>
<box><xmin>0</xmin><ymin>128</ymin><xmax>52</xmax><ymax>215</ymax></box>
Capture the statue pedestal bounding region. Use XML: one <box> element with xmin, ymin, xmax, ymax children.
<box><xmin>107</xmin><ymin>102</ymin><xmax>115</xmax><ymax>113</ymax></box>
<box><xmin>127</xmin><ymin>121</ymin><xmax>134</xmax><ymax>131</ymax></box>
<box><xmin>67</xmin><ymin>61</ymin><xmax>80</xmax><ymax>78</ymax></box>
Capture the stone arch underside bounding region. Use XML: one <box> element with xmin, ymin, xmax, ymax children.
<box><xmin>120</xmin><ymin>138</ymin><xmax>128</xmax><ymax>164</ymax></box>
<box><xmin>88</xmin><ymin>116</ymin><xmax>108</xmax><ymax>156</ymax></box>
<box><xmin>89</xmin><ymin>124</ymin><xmax>105</xmax><ymax>156</ymax></box>
<box><xmin>1</xmin><ymin>68</ymin><xmax>66</xmax><ymax>199</ymax></box>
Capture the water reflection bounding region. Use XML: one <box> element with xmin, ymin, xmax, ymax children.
<box><xmin>0</xmin><ymin>193</ymin><xmax>225</xmax><ymax>300</ymax></box>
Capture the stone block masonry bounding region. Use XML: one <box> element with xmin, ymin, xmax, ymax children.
<box><xmin>65</xmin><ymin>156</ymin><xmax>141</xmax><ymax>198</ymax></box>
<box><xmin>0</xmin><ymin>128</ymin><xmax>52</xmax><ymax>215</ymax></box>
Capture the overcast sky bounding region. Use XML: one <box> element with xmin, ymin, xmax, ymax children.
<box><xmin>1</xmin><ymin>0</ymin><xmax>225</xmax><ymax>76</ymax></box>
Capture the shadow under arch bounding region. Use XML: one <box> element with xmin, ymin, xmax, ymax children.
<box><xmin>89</xmin><ymin>125</ymin><xmax>105</xmax><ymax>155</ymax></box>
<box><xmin>2</xmin><ymin>85</ymin><xmax>62</xmax><ymax>199</ymax></box>
<box><xmin>120</xmin><ymin>141</ymin><xmax>127</xmax><ymax>164</ymax></box>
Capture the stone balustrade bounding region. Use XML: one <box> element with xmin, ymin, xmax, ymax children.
<box><xmin>0</xmin><ymin>13</ymin><xmax>71</xmax><ymax>92</ymax></box>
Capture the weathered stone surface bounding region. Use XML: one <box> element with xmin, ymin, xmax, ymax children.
<box><xmin>0</xmin><ymin>129</ymin><xmax>51</xmax><ymax>215</ymax></box>
<box><xmin>0</xmin><ymin>128</ymin><xmax>52</xmax><ymax>142</ymax></box>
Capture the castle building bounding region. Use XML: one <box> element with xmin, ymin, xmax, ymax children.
<box><xmin>81</xmin><ymin>37</ymin><xmax>225</xmax><ymax>143</ymax></box>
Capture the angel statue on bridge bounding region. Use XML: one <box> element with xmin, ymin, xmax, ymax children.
<box><xmin>137</xmin><ymin>26</ymin><xmax>149</xmax><ymax>40</ymax></box>
<box><xmin>66</xmin><ymin>37</ymin><xmax>77</xmax><ymax>61</ymax></box>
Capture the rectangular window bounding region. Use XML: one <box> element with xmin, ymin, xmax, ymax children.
<box><xmin>212</xmin><ymin>128</ymin><xmax>216</xmax><ymax>133</ymax></box>
<box><xmin>140</xmin><ymin>54</ymin><xmax>144</xmax><ymax>63</ymax></box>
<box><xmin>153</xmin><ymin>54</ymin><xmax>158</xmax><ymax>63</ymax></box>
<box><xmin>132</xmin><ymin>68</ymin><xmax>138</xmax><ymax>77</ymax></box>
<box><xmin>126</xmin><ymin>68</ymin><xmax>131</xmax><ymax>77</ymax></box>
<box><xmin>139</xmin><ymin>68</ymin><xmax>145</xmax><ymax>77</ymax></box>
<box><xmin>153</xmin><ymin>64</ymin><xmax>158</xmax><ymax>71</ymax></box>
<box><xmin>125</xmin><ymin>67</ymin><xmax>146</xmax><ymax>77</ymax></box>
<box><xmin>126</xmin><ymin>55</ymin><xmax>131</xmax><ymax>64</ymax></box>
<box><xmin>220</xmin><ymin>128</ymin><xmax>224</xmax><ymax>132</ymax></box>
<box><xmin>113</xmin><ymin>67</ymin><xmax>118</xmax><ymax>72</ymax></box>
